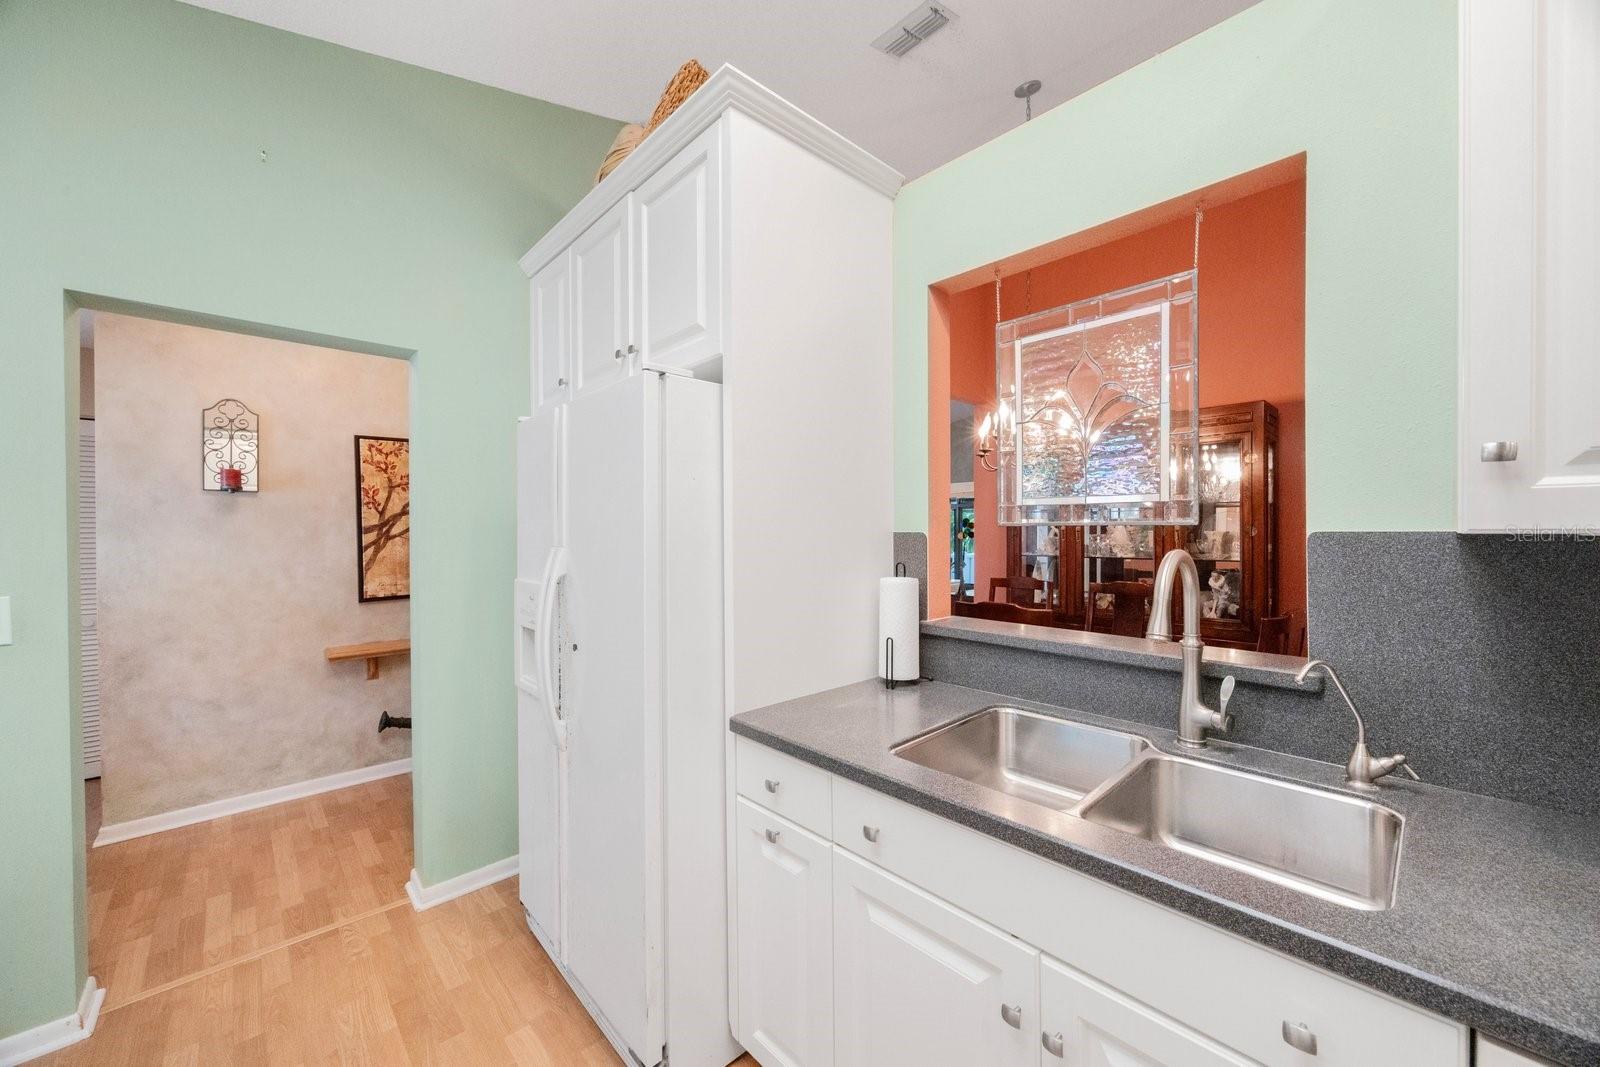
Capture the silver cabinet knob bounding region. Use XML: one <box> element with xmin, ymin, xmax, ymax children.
<box><xmin>557</xmin><ymin>377</ymin><xmax>567</xmax><ymax>387</ymax></box>
<box><xmin>1041</xmin><ymin>1031</ymin><xmax>1065</xmax><ymax>1057</ymax></box>
<box><xmin>862</xmin><ymin>825</ymin><xmax>880</xmax><ymax>843</ymax></box>
<box><xmin>626</xmin><ymin>343</ymin><xmax>638</xmax><ymax>355</ymax></box>
<box><xmin>764</xmin><ymin>828</ymin><xmax>780</xmax><ymax>844</ymax></box>
<box><xmin>764</xmin><ymin>778</ymin><xmax>779</xmax><ymax>794</ymax></box>
<box><xmin>614</xmin><ymin>348</ymin><xmax>623</xmax><ymax>360</ymax></box>
<box><xmin>1481</xmin><ymin>441</ymin><xmax>1519</xmax><ymax>462</ymax></box>
<box><xmin>1000</xmin><ymin>1003</ymin><xmax>1022</xmax><ymax>1029</ymax></box>
<box><xmin>1282</xmin><ymin>1020</ymin><xmax>1318</xmax><ymax>1055</ymax></box>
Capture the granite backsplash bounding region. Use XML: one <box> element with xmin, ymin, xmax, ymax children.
<box><xmin>893</xmin><ymin>530</ymin><xmax>1600</xmax><ymax>815</ymax></box>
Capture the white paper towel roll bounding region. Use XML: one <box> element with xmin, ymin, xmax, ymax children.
<box><xmin>878</xmin><ymin>576</ymin><xmax>920</xmax><ymax>682</ymax></box>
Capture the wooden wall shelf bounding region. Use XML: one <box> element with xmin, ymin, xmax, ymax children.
<box><xmin>325</xmin><ymin>639</ymin><xmax>410</xmax><ymax>680</ymax></box>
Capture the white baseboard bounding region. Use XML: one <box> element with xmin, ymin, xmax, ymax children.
<box><xmin>406</xmin><ymin>856</ymin><xmax>517</xmax><ymax>911</ymax></box>
<box><xmin>0</xmin><ymin>976</ymin><xmax>104</xmax><ymax>1066</ymax></box>
<box><xmin>93</xmin><ymin>759</ymin><xmax>412</xmax><ymax>847</ymax></box>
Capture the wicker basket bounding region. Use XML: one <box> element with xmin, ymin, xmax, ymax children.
<box><xmin>596</xmin><ymin>123</ymin><xmax>646</xmax><ymax>184</ymax></box>
<box><xmin>645</xmin><ymin>59</ymin><xmax>710</xmax><ymax>134</ymax></box>
<box><xmin>593</xmin><ymin>60</ymin><xmax>712</xmax><ymax>186</ymax></box>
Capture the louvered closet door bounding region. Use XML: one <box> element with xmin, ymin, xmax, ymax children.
<box><xmin>78</xmin><ymin>420</ymin><xmax>102</xmax><ymax>779</ymax></box>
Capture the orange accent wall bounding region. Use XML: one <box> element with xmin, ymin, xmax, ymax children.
<box><xmin>928</xmin><ymin>289</ymin><xmax>953</xmax><ymax>618</ymax></box>
<box><xmin>938</xmin><ymin>177</ymin><xmax>1307</xmax><ymax>629</ymax></box>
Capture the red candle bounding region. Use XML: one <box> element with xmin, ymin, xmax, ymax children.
<box><xmin>220</xmin><ymin>467</ymin><xmax>243</xmax><ymax>492</ymax></box>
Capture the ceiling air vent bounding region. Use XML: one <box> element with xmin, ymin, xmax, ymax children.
<box><xmin>872</xmin><ymin>2</ymin><xmax>957</xmax><ymax>58</ymax></box>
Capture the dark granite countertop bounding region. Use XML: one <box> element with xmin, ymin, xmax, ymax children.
<box><xmin>731</xmin><ymin>679</ymin><xmax>1600</xmax><ymax>1065</ymax></box>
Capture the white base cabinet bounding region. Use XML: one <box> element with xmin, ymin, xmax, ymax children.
<box><xmin>833</xmin><ymin>849</ymin><xmax>1037</xmax><ymax>1067</ymax></box>
<box><xmin>1039</xmin><ymin>956</ymin><xmax>1251</xmax><ymax>1067</ymax></box>
<box><xmin>733</xmin><ymin>741</ymin><xmax>1470</xmax><ymax>1067</ymax></box>
<box><xmin>1476</xmin><ymin>1035</ymin><xmax>1556</xmax><ymax>1066</ymax></box>
<box><xmin>734</xmin><ymin>799</ymin><xmax>833</xmax><ymax>1067</ymax></box>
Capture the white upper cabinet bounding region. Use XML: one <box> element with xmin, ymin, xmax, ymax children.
<box><xmin>633</xmin><ymin>124</ymin><xmax>724</xmax><ymax>372</ymax></box>
<box><xmin>832</xmin><ymin>848</ymin><xmax>1038</xmax><ymax>1067</ymax></box>
<box><xmin>734</xmin><ymin>798</ymin><xmax>833</xmax><ymax>1067</ymax></box>
<box><xmin>530</xmin><ymin>250</ymin><xmax>571</xmax><ymax>412</ymax></box>
<box><xmin>1459</xmin><ymin>0</ymin><xmax>1600</xmax><ymax>533</ymax></box>
<box><xmin>571</xmin><ymin>196</ymin><xmax>634</xmax><ymax>397</ymax></box>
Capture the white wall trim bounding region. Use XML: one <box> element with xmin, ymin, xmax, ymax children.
<box><xmin>406</xmin><ymin>856</ymin><xmax>518</xmax><ymax>912</ymax></box>
<box><xmin>93</xmin><ymin>758</ymin><xmax>411</xmax><ymax>847</ymax></box>
<box><xmin>0</xmin><ymin>977</ymin><xmax>104</xmax><ymax>1066</ymax></box>
<box><xmin>519</xmin><ymin>63</ymin><xmax>902</xmax><ymax>277</ymax></box>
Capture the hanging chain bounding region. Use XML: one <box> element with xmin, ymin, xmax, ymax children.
<box><xmin>993</xmin><ymin>266</ymin><xmax>1035</xmax><ymax>323</ymax></box>
<box><xmin>1193</xmin><ymin>207</ymin><xmax>1204</xmax><ymax>273</ymax></box>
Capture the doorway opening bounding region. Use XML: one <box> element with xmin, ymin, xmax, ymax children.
<box><xmin>74</xmin><ymin>306</ymin><xmax>415</xmax><ymax>1012</ymax></box>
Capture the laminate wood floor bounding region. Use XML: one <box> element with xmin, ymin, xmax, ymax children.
<box><xmin>50</xmin><ymin>773</ymin><xmax>757</xmax><ymax>1065</ymax></box>
<box><xmin>86</xmin><ymin>772</ymin><xmax>414</xmax><ymax>1011</ymax></box>
<box><xmin>45</xmin><ymin>879</ymin><xmax>621</xmax><ymax>1065</ymax></box>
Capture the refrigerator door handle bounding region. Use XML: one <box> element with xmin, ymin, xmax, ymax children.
<box><xmin>537</xmin><ymin>547</ymin><xmax>569</xmax><ymax>750</ymax></box>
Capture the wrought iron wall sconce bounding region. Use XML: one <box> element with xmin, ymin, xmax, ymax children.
<box><xmin>202</xmin><ymin>398</ymin><xmax>259</xmax><ymax>493</ymax></box>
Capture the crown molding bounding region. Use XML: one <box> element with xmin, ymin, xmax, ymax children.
<box><xmin>520</xmin><ymin>64</ymin><xmax>902</xmax><ymax>277</ymax></box>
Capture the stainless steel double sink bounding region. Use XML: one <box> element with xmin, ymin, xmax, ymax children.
<box><xmin>893</xmin><ymin>706</ymin><xmax>1404</xmax><ymax>911</ymax></box>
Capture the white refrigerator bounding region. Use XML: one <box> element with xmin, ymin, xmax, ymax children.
<box><xmin>516</xmin><ymin>371</ymin><xmax>738</xmax><ymax>1067</ymax></box>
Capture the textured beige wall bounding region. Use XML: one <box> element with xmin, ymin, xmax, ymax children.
<box><xmin>95</xmin><ymin>313</ymin><xmax>410</xmax><ymax>824</ymax></box>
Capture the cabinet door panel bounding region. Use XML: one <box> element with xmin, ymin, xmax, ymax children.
<box><xmin>736</xmin><ymin>799</ymin><xmax>832</xmax><ymax>1067</ymax></box>
<box><xmin>1460</xmin><ymin>0</ymin><xmax>1600</xmax><ymax>531</ymax></box>
<box><xmin>572</xmin><ymin>197</ymin><xmax>632</xmax><ymax>397</ymax></box>
<box><xmin>833</xmin><ymin>848</ymin><xmax>1036</xmax><ymax>1067</ymax></box>
<box><xmin>1040</xmin><ymin>955</ymin><xmax>1252</xmax><ymax>1067</ymax></box>
<box><xmin>634</xmin><ymin>125</ymin><xmax>723</xmax><ymax>371</ymax></box>
<box><xmin>531</xmin><ymin>251</ymin><xmax>571</xmax><ymax>411</ymax></box>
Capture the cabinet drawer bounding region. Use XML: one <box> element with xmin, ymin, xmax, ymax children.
<box><xmin>830</xmin><ymin>775</ymin><xmax>1467</xmax><ymax>1067</ymax></box>
<box><xmin>736</xmin><ymin>736</ymin><xmax>831</xmax><ymax>835</ymax></box>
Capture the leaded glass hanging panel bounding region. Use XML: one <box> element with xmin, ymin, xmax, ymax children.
<box><xmin>995</xmin><ymin>271</ymin><xmax>1198</xmax><ymax>526</ymax></box>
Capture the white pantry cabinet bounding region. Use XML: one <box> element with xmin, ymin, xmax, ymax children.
<box><xmin>530</xmin><ymin>250</ymin><xmax>570</xmax><ymax>412</ymax></box>
<box><xmin>1458</xmin><ymin>0</ymin><xmax>1600</xmax><ymax>533</ymax></box>
<box><xmin>570</xmin><ymin>196</ymin><xmax>633</xmax><ymax>398</ymax></box>
<box><xmin>832</xmin><ymin>849</ymin><xmax>1038</xmax><ymax>1067</ymax></box>
<box><xmin>530</xmin><ymin>121</ymin><xmax>723</xmax><ymax>408</ymax></box>
<box><xmin>521</xmin><ymin>65</ymin><xmax>900</xmax><ymax>1067</ymax></box>
<box><xmin>634</xmin><ymin>125</ymin><xmax>723</xmax><ymax>371</ymax></box>
<box><xmin>734</xmin><ymin>799</ymin><xmax>833</xmax><ymax>1067</ymax></box>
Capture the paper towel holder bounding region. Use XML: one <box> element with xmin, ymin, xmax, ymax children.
<box><xmin>883</xmin><ymin>563</ymin><xmax>918</xmax><ymax>690</ymax></box>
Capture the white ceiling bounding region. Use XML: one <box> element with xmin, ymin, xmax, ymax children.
<box><xmin>179</xmin><ymin>0</ymin><xmax>1259</xmax><ymax>178</ymax></box>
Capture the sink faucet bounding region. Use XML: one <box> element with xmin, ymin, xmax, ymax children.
<box><xmin>1145</xmin><ymin>549</ymin><xmax>1234</xmax><ymax>747</ymax></box>
<box><xmin>1295</xmin><ymin>660</ymin><xmax>1420</xmax><ymax>790</ymax></box>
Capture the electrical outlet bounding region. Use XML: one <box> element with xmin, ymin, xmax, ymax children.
<box><xmin>0</xmin><ymin>596</ymin><xmax>11</xmax><ymax>645</ymax></box>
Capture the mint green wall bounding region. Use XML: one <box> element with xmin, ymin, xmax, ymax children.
<box><xmin>894</xmin><ymin>0</ymin><xmax>1458</xmax><ymax>534</ymax></box>
<box><xmin>0</xmin><ymin>0</ymin><xmax>618</xmax><ymax>1038</ymax></box>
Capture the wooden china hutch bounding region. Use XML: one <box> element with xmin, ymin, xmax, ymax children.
<box><xmin>994</xmin><ymin>401</ymin><xmax>1279</xmax><ymax>650</ymax></box>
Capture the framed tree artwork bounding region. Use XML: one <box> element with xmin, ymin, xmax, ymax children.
<box><xmin>354</xmin><ymin>435</ymin><xmax>410</xmax><ymax>602</ymax></box>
